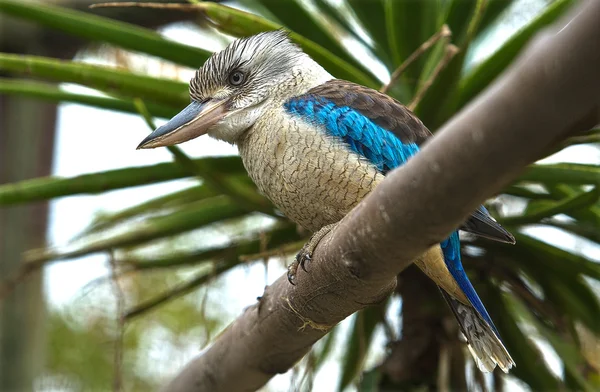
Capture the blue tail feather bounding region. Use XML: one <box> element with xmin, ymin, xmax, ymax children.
<box><xmin>440</xmin><ymin>232</ymin><xmax>500</xmax><ymax>338</ymax></box>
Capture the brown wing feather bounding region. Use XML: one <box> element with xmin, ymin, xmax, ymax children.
<box><xmin>300</xmin><ymin>79</ymin><xmax>515</xmax><ymax>244</ymax></box>
<box><xmin>304</xmin><ymin>79</ymin><xmax>432</xmax><ymax>145</ymax></box>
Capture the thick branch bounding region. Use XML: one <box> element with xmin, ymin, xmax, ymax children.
<box><xmin>166</xmin><ymin>2</ymin><xmax>600</xmax><ymax>391</ymax></box>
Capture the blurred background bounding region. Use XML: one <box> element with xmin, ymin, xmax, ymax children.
<box><xmin>0</xmin><ymin>0</ymin><xmax>599</xmax><ymax>391</ymax></box>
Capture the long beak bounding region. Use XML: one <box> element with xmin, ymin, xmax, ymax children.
<box><xmin>137</xmin><ymin>99</ymin><xmax>228</xmax><ymax>149</ymax></box>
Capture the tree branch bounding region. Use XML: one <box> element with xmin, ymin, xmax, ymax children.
<box><xmin>165</xmin><ymin>2</ymin><xmax>600</xmax><ymax>391</ymax></box>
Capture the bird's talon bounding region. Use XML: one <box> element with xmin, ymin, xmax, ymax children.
<box><xmin>300</xmin><ymin>253</ymin><xmax>312</xmax><ymax>272</ymax></box>
<box><xmin>287</xmin><ymin>262</ymin><xmax>298</xmax><ymax>285</ymax></box>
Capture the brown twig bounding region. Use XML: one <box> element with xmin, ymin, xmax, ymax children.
<box><xmin>380</xmin><ymin>24</ymin><xmax>452</xmax><ymax>94</ymax></box>
<box><xmin>108</xmin><ymin>251</ymin><xmax>125</xmax><ymax>392</ymax></box>
<box><xmin>409</xmin><ymin>44</ymin><xmax>460</xmax><ymax>111</ymax></box>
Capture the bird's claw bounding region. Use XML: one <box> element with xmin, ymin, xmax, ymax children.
<box><xmin>286</xmin><ymin>223</ymin><xmax>338</xmax><ymax>286</ymax></box>
<box><xmin>287</xmin><ymin>248</ymin><xmax>312</xmax><ymax>285</ymax></box>
<box><xmin>287</xmin><ymin>262</ymin><xmax>298</xmax><ymax>285</ymax></box>
<box><xmin>299</xmin><ymin>250</ymin><xmax>312</xmax><ymax>273</ymax></box>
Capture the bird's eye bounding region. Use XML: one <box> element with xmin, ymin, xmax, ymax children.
<box><xmin>228</xmin><ymin>70</ymin><xmax>245</xmax><ymax>86</ymax></box>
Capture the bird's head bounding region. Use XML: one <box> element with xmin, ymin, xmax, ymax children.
<box><xmin>137</xmin><ymin>30</ymin><xmax>331</xmax><ymax>148</ymax></box>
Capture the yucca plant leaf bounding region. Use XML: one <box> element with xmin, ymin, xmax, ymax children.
<box><xmin>24</xmin><ymin>196</ymin><xmax>249</xmax><ymax>264</ymax></box>
<box><xmin>507</xmin><ymin>294</ymin><xmax>597</xmax><ymax>392</ymax></box>
<box><xmin>0</xmin><ymin>0</ymin><xmax>211</xmax><ymax>67</ymax></box>
<box><xmin>357</xmin><ymin>368</ymin><xmax>382</xmax><ymax>392</ymax></box>
<box><xmin>511</xmin><ymin>233</ymin><xmax>600</xmax><ymax>281</ymax></box>
<box><xmin>546</xmin><ymin>184</ymin><xmax>600</xmax><ymax>226</ymax></box>
<box><xmin>244</xmin><ymin>0</ymin><xmax>341</xmax><ymax>53</ymax></box>
<box><xmin>478</xmin><ymin>0</ymin><xmax>515</xmax><ymax>33</ymax></box>
<box><xmin>500</xmin><ymin>186</ymin><xmax>599</xmax><ymax>226</ymax></box>
<box><xmin>503</xmin><ymin>185</ymin><xmax>552</xmax><ymax>200</ymax></box>
<box><xmin>522</xmin><ymin>187</ymin><xmax>600</xmax><ymax>231</ymax></box>
<box><xmin>480</xmin><ymin>234</ymin><xmax>600</xmax><ymax>334</ymax></box>
<box><xmin>385</xmin><ymin>0</ymin><xmax>441</xmax><ymax>83</ymax></box>
<box><xmin>313</xmin><ymin>0</ymin><xmax>364</xmax><ymax>44</ymax></box>
<box><xmin>443</xmin><ymin>0</ymin><xmax>478</xmax><ymax>45</ymax></box>
<box><xmin>81</xmin><ymin>184</ymin><xmax>219</xmax><ymax>237</ymax></box>
<box><xmin>194</xmin><ymin>2</ymin><xmax>378</xmax><ymax>88</ymax></box>
<box><xmin>127</xmin><ymin>222</ymin><xmax>301</xmax><ymax>270</ymax></box>
<box><xmin>0</xmin><ymin>53</ymin><xmax>189</xmax><ymax>106</ymax></box>
<box><xmin>384</xmin><ymin>0</ymin><xmax>405</xmax><ymax>68</ymax></box>
<box><xmin>536</xmin><ymin>271</ymin><xmax>600</xmax><ymax>335</ymax></box>
<box><xmin>241</xmin><ymin>0</ymin><xmax>369</xmax><ymax>76</ymax></box>
<box><xmin>457</xmin><ymin>0</ymin><xmax>575</xmax><ymax>109</ymax></box>
<box><xmin>313</xmin><ymin>326</ymin><xmax>338</xmax><ymax>372</ymax></box>
<box><xmin>0</xmin><ymin>156</ymin><xmax>244</xmax><ymax>205</ymax></box>
<box><xmin>0</xmin><ymin>78</ymin><xmax>177</xmax><ymax>118</ymax></box>
<box><xmin>544</xmin><ymin>220</ymin><xmax>600</xmax><ymax>244</ymax></box>
<box><xmin>486</xmin><ymin>288</ymin><xmax>560</xmax><ymax>390</ymax></box>
<box><xmin>338</xmin><ymin>306</ymin><xmax>382</xmax><ymax>391</ymax></box>
<box><xmin>347</xmin><ymin>0</ymin><xmax>392</xmax><ymax>68</ymax></box>
<box><xmin>414</xmin><ymin>0</ymin><xmax>487</xmax><ymax>127</ymax></box>
<box><xmin>540</xmin><ymin>326</ymin><xmax>597</xmax><ymax>392</ymax></box>
<box><xmin>518</xmin><ymin>163</ymin><xmax>600</xmax><ymax>185</ymax></box>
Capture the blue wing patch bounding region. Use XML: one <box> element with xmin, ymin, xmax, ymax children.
<box><xmin>284</xmin><ymin>95</ymin><xmax>502</xmax><ymax>341</ymax></box>
<box><xmin>284</xmin><ymin>97</ymin><xmax>419</xmax><ymax>173</ymax></box>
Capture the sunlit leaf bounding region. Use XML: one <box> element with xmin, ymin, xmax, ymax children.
<box><xmin>242</xmin><ymin>0</ymin><xmax>368</xmax><ymax>75</ymax></box>
<box><xmin>543</xmin><ymin>220</ymin><xmax>600</xmax><ymax>244</ymax></box>
<box><xmin>81</xmin><ymin>184</ymin><xmax>219</xmax><ymax>237</ymax></box>
<box><xmin>194</xmin><ymin>2</ymin><xmax>378</xmax><ymax>87</ymax></box>
<box><xmin>0</xmin><ymin>53</ymin><xmax>188</xmax><ymax>106</ymax></box>
<box><xmin>510</xmin><ymin>296</ymin><xmax>597</xmax><ymax>392</ymax></box>
<box><xmin>486</xmin><ymin>288</ymin><xmax>560</xmax><ymax>390</ymax></box>
<box><xmin>0</xmin><ymin>78</ymin><xmax>177</xmax><ymax>118</ymax></box>
<box><xmin>385</xmin><ymin>0</ymin><xmax>441</xmax><ymax>83</ymax></box>
<box><xmin>478</xmin><ymin>0</ymin><xmax>515</xmax><ymax>34</ymax></box>
<box><xmin>500</xmin><ymin>186</ymin><xmax>599</xmax><ymax>226</ymax></box>
<box><xmin>508</xmin><ymin>233</ymin><xmax>600</xmax><ymax>281</ymax></box>
<box><xmin>518</xmin><ymin>163</ymin><xmax>600</xmax><ymax>185</ymax></box>
<box><xmin>414</xmin><ymin>0</ymin><xmax>486</xmax><ymax>127</ymax></box>
<box><xmin>458</xmin><ymin>0</ymin><xmax>575</xmax><ymax>108</ymax></box>
<box><xmin>0</xmin><ymin>156</ymin><xmax>244</xmax><ymax>205</ymax></box>
<box><xmin>546</xmin><ymin>184</ymin><xmax>600</xmax><ymax>226</ymax></box>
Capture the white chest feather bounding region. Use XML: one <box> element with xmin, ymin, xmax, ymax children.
<box><xmin>238</xmin><ymin>108</ymin><xmax>384</xmax><ymax>232</ymax></box>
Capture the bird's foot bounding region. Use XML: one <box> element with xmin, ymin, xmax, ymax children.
<box><xmin>287</xmin><ymin>246</ymin><xmax>312</xmax><ymax>285</ymax></box>
<box><xmin>287</xmin><ymin>222</ymin><xmax>338</xmax><ymax>285</ymax></box>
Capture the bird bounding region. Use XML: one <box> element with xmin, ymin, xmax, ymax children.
<box><xmin>137</xmin><ymin>30</ymin><xmax>516</xmax><ymax>373</ymax></box>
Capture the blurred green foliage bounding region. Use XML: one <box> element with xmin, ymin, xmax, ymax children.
<box><xmin>0</xmin><ymin>0</ymin><xmax>598</xmax><ymax>390</ymax></box>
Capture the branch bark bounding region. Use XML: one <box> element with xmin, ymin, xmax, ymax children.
<box><xmin>165</xmin><ymin>1</ymin><xmax>600</xmax><ymax>391</ymax></box>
